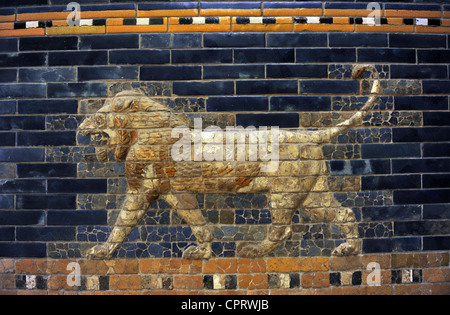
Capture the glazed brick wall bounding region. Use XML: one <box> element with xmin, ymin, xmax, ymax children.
<box><xmin>0</xmin><ymin>0</ymin><xmax>449</xmax><ymax>295</ymax></box>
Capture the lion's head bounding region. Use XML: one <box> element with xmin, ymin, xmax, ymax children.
<box><xmin>79</xmin><ymin>90</ymin><xmax>191</xmax><ymax>162</ymax></box>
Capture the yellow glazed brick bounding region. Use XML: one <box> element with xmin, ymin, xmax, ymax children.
<box><xmin>46</xmin><ymin>26</ymin><xmax>105</xmax><ymax>35</ymax></box>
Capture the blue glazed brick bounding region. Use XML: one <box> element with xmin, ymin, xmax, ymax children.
<box><xmin>138</xmin><ymin>2</ymin><xmax>197</xmax><ymax>10</ymax></box>
<box><xmin>423</xmin><ymin>143</ymin><xmax>450</xmax><ymax>158</ymax></box>
<box><xmin>423</xmin><ymin>174</ymin><xmax>450</xmax><ymax>189</ymax></box>
<box><xmin>0</xmin><ymin>7</ymin><xmax>15</xmax><ymax>14</ymax></box>
<box><xmin>394</xmin><ymin>96</ymin><xmax>448</xmax><ymax>111</ymax></box>
<box><xmin>267</xmin><ymin>65</ymin><xmax>327</xmax><ymax>79</ymax></box>
<box><xmin>418</xmin><ymin>50</ymin><xmax>450</xmax><ymax>63</ymax></box>
<box><xmin>296</xmin><ymin>49</ymin><xmax>356</xmax><ymax>63</ymax></box>
<box><xmin>19</xmin><ymin>36</ymin><xmax>78</xmax><ymax>51</ymax></box>
<box><xmin>18</xmin><ymin>131</ymin><xmax>76</xmax><ymax>146</ymax></box>
<box><xmin>0</xmin><ymin>211</ymin><xmax>44</xmax><ymax>225</ymax></box>
<box><xmin>173</xmin><ymin>81</ymin><xmax>234</xmax><ymax>96</ymax></box>
<box><xmin>0</xmin><ymin>100</ymin><xmax>15</xmax><ymax>114</ymax></box>
<box><xmin>394</xmin><ymin>189</ymin><xmax>450</xmax><ymax>205</ymax></box>
<box><xmin>48</xmin><ymin>179</ymin><xmax>107</xmax><ymax>193</ymax></box>
<box><xmin>423</xmin><ymin>81</ymin><xmax>450</xmax><ymax>94</ymax></box>
<box><xmin>77</xmin><ymin>226</ymin><xmax>111</xmax><ymax>242</ymax></box>
<box><xmin>207</xmin><ymin>96</ymin><xmax>268</xmax><ymax>112</ymax></box>
<box><xmin>78</xmin><ymin>66</ymin><xmax>138</xmax><ymax>81</ymax></box>
<box><xmin>235</xmin><ymin>209</ymin><xmax>271</xmax><ymax>224</ymax></box>
<box><xmin>237</xmin><ymin>80</ymin><xmax>298</xmax><ymax>95</ymax></box>
<box><xmin>204</xmin><ymin>65</ymin><xmax>264</xmax><ymax>80</ymax></box>
<box><xmin>212</xmin><ymin>241</ymin><xmax>235</xmax><ymax>257</ymax></box>
<box><xmin>393</xmin><ymin>127</ymin><xmax>450</xmax><ymax>142</ymax></box>
<box><xmin>16</xmin><ymin>227</ymin><xmax>76</xmax><ymax>241</ymax></box>
<box><xmin>325</xmin><ymin>2</ymin><xmax>369</xmax><ymax>9</ymax></box>
<box><xmin>0</xmin><ymin>53</ymin><xmax>47</xmax><ymax>67</ymax></box>
<box><xmin>362</xmin><ymin>205</ymin><xmax>421</xmax><ymax>221</ymax></box>
<box><xmin>0</xmin><ymin>133</ymin><xmax>14</xmax><ymax>146</ymax></box>
<box><xmin>423</xmin><ymin>204</ymin><xmax>450</xmax><ymax>220</ymax></box>
<box><xmin>0</xmin><ymin>69</ymin><xmax>16</xmax><ymax>83</ymax></box>
<box><xmin>18</xmin><ymin>99</ymin><xmax>78</xmax><ymax>114</ymax></box>
<box><xmin>0</xmin><ymin>228</ymin><xmax>14</xmax><ymax>241</ymax></box>
<box><xmin>204</xmin><ymin>33</ymin><xmax>265</xmax><ymax>48</ymax></box>
<box><xmin>16</xmin><ymin>194</ymin><xmax>75</xmax><ymax>210</ymax></box>
<box><xmin>80</xmin><ymin>34</ymin><xmax>138</xmax><ymax>50</ymax></box>
<box><xmin>141</xmin><ymin>34</ymin><xmax>201</xmax><ymax>48</ymax></box>
<box><xmin>423</xmin><ymin>112</ymin><xmax>450</xmax><ymax>126</ymax></box>
<box><xmin>19</xmin><ymin>68</ymin><xmax>77</xmax><ymax>83</ymax></box>
<box><xmin>200</xmin><ymin>2</ymin><xmax>259</xmax><ymax>9</ymax></box>
<box><xmin>0</xmin><ymin>164</ymin><xmax>15</xmax><ymax>179</ymax></box>
<box><xmin>362</xmin><ymin>237</ymin><xmax>421</xmax><ymax>254</ymax></box>
<box><xmin>0</xmin><ymin>116</ymin><xmax>44</xmax><ymax>130</ymax></box>
<box><xmin>300</xmin><ymin>80</ymin><xmax>359</xmax><ymax>95</ymax></box>
<box><xmin>361</xmin><ymin>175</ymin><xmax>421</xmax><ymax>190</ymax></box>
<box><xmin>361</xmin><ymin>143</ymin><xmax>420</xmax><ymax>159</ymax></box>
<box><xmin>384</xmin><ymin>3</ymin><xmax>440</xmax><ymax>11</ymax></box>
<box><xmin>17</xmin><ymin>163</ymin><xmax>77</xmax><ymax>178</ymax></box>
<box><xmin>358</xmin><ymin>49</ymin><xmax>416</xmax><ymax>63</ymax></box>
<box><xmin>172</xmin><ymin>49</ymin><xmax>232</xmax><ymax>64</ymax></box>
<box><xmin>0</xmin><ymin>148</ymin><xmax>44</xmax><ymax>162</ymax></box>
<box><xmin>141</xmin><ymin>65</ymin><xmax>201</xmax><ymax>81</ymax></box>
<box><xmin>392</xmin><ymin>158</ymin><xmax>449</xmax><ymax>174</ymax></box>
<box><xmin>423</xmin><ymin>236</ymin><xmax>450</xmax><ymax>251</ymax></box>
<box><xmin>0</xmin><ymin>39</ymin><xmax>17</xmax><ymax>53</ymax></box>
<box><xmin>0</xmin><ymin>243</ymin><xmax>46</xmax><ymax>258</ymax></box>
<box><xmin>47</xmin><ymin>210</ymin><xmax>107</xmax><ymax>226</ymax></box>
<box><xmin>145</xmin><ymin>226</ymin><xmax>195</xmax><ymax>242</ymax></box>
<box><xmin>267</xmin><ymin>33</ymin><xmax>327</xmax><ymax>47</ymax></box>
<box><xmin>389</xmin><ymin>34</ymin><xmax>446</xmax><ymax>48</ymax></box>
<box><xmin>236</xmin><ymin>113</ymin><xmax>299</xmax><ymax>128</ymax></box>
<box><xmin>234</xmin><ymin>48</ymin><xmax>294</xmax><ymax>63</ymax></box>
<box><xmin>271</xmin><ymin>96</ymin><xmax>330</xmax><ymax>111</ymax></box>
<box><xmin>0</xmin><ymin>195</ymin><xmax>13</xmax><ymax>209</ymax></box>
<box><xmin>391</xmin><ymin>65</ymin><xmax>447</xmax><ymax>79</ymax></box>
<box><xmin>330</xmin><ymin>160</ymin><xmax>391</xmax><ymax>175</ymax></box>
<box><xmin>264</xmin><ymin>2</ymin><xmax>322</xmax><ymax>9</ymax></box>
<box><xmin>109</xmin><ymin>49</ymin><xmax>169</xmax><ymax>65</ymax></box>
<box><xmin>329</xmin><ymin>33</ymin><xmax>387</xmax><ymax>48</ymax></box>
<box><xmin>48</xmin><ymin>83</ymin><xmax>107</xmax><ymax>98</ymax></box>
<box><xmin>49</xmin><ymin>51</ymin><xmax>107</xmax><ymax>66</ymax></box>
<box><xmin>0</xmin><ymin>180</ymin><xmax>45</xmax><ymax>193</ymax></box>
<box><xmin>80</xmin><ymin>3</ymin><xmax>136</xmax><ymax>11</ymax></box>
<box><xmin>0</xmin><ymin>84</ymin><xmax>46</xmax><ymax>98</ymax></box>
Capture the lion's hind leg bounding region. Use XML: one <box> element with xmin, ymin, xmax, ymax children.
<box><xmin>237</xmin><ymin>194</ymin><xmax>304</xmax><ymax>257</ymax></box>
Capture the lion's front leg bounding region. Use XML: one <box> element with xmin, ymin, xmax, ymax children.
<box><xmin>165</xmin><ymin>193</ymin><xmax>213</xmax><ymax>259</ymax></box>
<box><xmin>86</xmin><ymin>192</ymin><xmax>157</xmax><ymax>259</ymax></box>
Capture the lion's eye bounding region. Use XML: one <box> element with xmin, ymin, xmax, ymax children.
<box><xmin>94</xmin><ymin>114</ymin><xmax>106</xmax><ymax>128</ymax></box>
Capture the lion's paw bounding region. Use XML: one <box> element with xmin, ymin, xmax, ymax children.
<box><xmin>182</xmin><ymin>243</ymin><xmax>212</xmax><ymax>260</ymax></box>
<box><xmin>86</xmin><ymin>244</ymin><xmax>114</xmax><ymax>260</ymax></box>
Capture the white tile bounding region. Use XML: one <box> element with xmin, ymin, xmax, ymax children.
<box><xmin>250</xmin><ymin>17</ymin><xmax>263</xmax><ymax>24</ymax></box>
<box><xmin>26</xmin><ymin>21</ymin><xmax>39</xmax><ymax>28</ymax></box>
<box><xmin>192</xmin><ymin>17</ymin><xmax>206</xmax><ymax>25</ymax></box>
<box><xmin>137</xmin><ymin>18</ymin><xmax>150</xmax><ymax>25</ymax></box>
<box><xmin>307</xmin><ymin>17</ymin><xmax>321</xmax><ymax>24</ymax></box>
<box><xmin>416</xmin><ymin>18</ymin><xmax>428</xmax><ymax>26</ymax></box>
<box><xmin>80</xmin><ymin>19</ymin><xmax>93</xmax><ymax>26</ymax></box>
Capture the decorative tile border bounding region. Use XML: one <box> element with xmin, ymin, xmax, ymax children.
<box><xmin>0</xmin><ymin>2</ymin><xmax>449</xmax><ymax>37</ymax></box>
<box><xmin>1</xmin><ymin>253</ymin><xmax>449</xmax><ymax>294</ymax></box>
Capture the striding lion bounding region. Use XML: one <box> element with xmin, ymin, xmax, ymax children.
<box><xmin>79</xmin><ymin>65</ymin><xmax>381</xmax><ymax>259</ymax></box>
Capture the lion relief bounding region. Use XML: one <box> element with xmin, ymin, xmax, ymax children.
<box><xmin>79</xmin><ymin>65</ymin><xmax>381</xmax><ymax>260</ymax></box>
